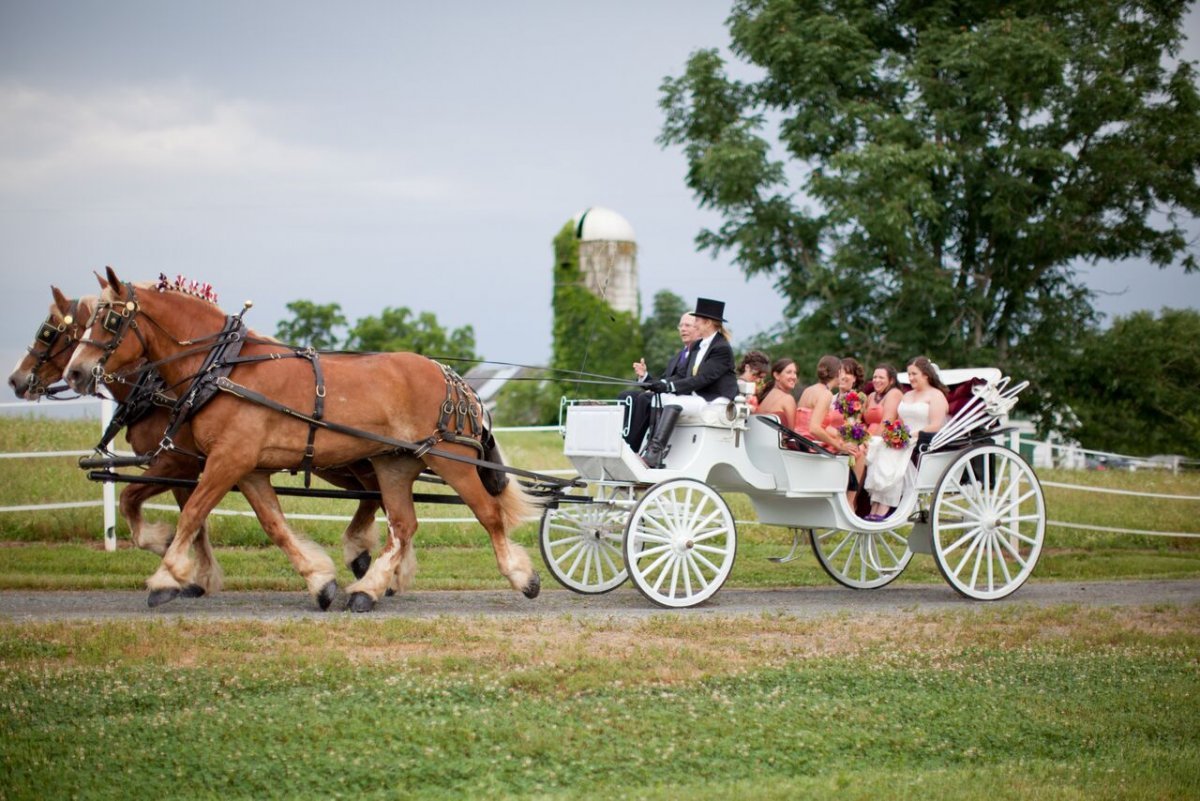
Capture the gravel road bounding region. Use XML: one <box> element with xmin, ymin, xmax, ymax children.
<box><xmin>2</xmin><ymin>579</ymin><xmax>1197</xmax><ymax>623</ymax></box>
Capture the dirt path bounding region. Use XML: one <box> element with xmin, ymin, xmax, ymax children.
<box><xmin>1</xmin><ymin>578</ymin><xmax>1197</xmax><ymax>623</ymax></box>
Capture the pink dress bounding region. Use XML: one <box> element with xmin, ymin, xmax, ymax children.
<box><xmin>795</xmin><ymin>407</ymin><xmax>838</xmax><ymax>453</ymax></box>
<box><xmin>864</xmin><ymin>403</ymin><xmax>884</xmax><ymax>436</ymax></box>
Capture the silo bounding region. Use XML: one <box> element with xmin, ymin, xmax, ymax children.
<box><xmin>573</xmin><ymin>207</ymin><xmax>639</xmax><ymax>316</ymax></box>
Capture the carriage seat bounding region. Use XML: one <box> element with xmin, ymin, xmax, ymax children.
<box><xmin>674</xmin><ymin>399</ymin><xmax>745</xmax><ymax>429</ymax></box>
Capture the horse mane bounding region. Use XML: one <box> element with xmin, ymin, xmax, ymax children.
<box><xmin>155</xmin><ymin>273</ymin><xmax>219</xmax><ymax>304</ymax></box>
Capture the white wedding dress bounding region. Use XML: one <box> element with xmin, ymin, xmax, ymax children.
<box><xmin>863</xmin><ymin>401</ymin><xmax>929</xmax><ymax>507</ymax></box>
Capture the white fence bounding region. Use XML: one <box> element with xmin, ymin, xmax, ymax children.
<box><xmin>1</xmin><ymin>399</ymin><xmax>1197</xmax><ymax>549</ymax></box>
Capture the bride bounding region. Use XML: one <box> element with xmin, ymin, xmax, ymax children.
<box><xmin>862</xmin><ymin>356</ymin><xmax>949</xmax><ymax>520</ymax></box>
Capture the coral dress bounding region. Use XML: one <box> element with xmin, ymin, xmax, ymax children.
<box><xmin>794</xmin><ymin>406</ymin><xmax>838</xmax><ymax>453</ymax></box>
<box><xmin>863</xmin><ymin>403</ymin><xmax>884</xmax><ymax>437</ymax></box>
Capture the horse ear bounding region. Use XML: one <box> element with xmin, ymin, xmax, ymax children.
<box><xmin>105</xmin><ymin>266</ymin><xmax>121</xmax><ymax>293</ymax></box>
<box><xmin>51</xmin><ymin>286</ymin><xmax>70</xmax><ymax>314</ymax></box>
<box><xmin>93</xmin><ymin>270</ymin><xmax>109</xmax><ymax>290</ymax></box>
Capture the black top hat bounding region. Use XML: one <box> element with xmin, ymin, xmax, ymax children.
<box><xmin>692</xmin><ymin>297</ymin><xmax>727</xmax><ymax>322</ymax></box>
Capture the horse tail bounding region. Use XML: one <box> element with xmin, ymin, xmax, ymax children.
<box><xmin>496</xmin><ymin>477</ymin><xmax>541</xmax><ymax>535</ymax></box>
<box><xmin>477</xmin><ymin>430</ymin><xmax>510</xmax><ymax>496</ymax></box>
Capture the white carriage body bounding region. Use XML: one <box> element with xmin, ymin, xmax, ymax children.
<box><xmin>547</xmin><ymin>368</ymin><xmax>1044</xmax><ymax>607</ymax></box>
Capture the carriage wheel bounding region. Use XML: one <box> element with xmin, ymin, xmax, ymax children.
<box><xmin>810</xmin><ymin>522</ymin><xmax>914</xmax><ymax>590</ymax></box>
<box><xmin>930</xmin><ymin>444</ymin><xmax>1045</xmax><ymax>600</ymax></box>
<box><xmin>624</xmin><ymin>479</ymin><xmax>736</xmax><ymax>608</ymax></box>
<box><xmin>539</xmin><ymin>485</ymin><xmax>630</xmax><ymax>594</ymax></box>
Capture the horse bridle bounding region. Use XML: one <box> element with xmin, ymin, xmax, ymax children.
<box><xmin>78</xmin><ymin>282</ymin><xmax>150</xmax><ymax>384</ymax></box>
<box><xmin>22</xmin><ymin>299</ymin><xmax>83</xmax><ymax>397</ymax></box>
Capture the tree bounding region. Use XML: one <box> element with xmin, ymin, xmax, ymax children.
<box><xmin>639</xmin><ymin>290</ymin><xmax>690</xmax><ymax>376</ymax></box>
<box><xmin>659</xmin><ymin>0</ymin><xmax>1200</xmax><ymax>410</ymax></box>
<box><xmin>1050</xmin><ymin>308</ymin><xmax>1200</xmax><ymax>458</ymax></box>
<box><xmin>551</xmin><ymin>221</ymin><xmax>642</xmax><ymax>399</ymax></box>
<box><xmin>346</xmin><ymin>307</ymin><xmax>477</xmax><ymax>361</ymax></box>
<box><xmin>275</xmin><ymin>300</ymin><xmax>347</xmax><ymax>349</ymax></box>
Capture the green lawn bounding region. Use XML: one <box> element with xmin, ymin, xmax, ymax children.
<box><xmin>1</xmin><ymin>606</ymin><xmax>1197</xmax><ymax>800</ymax></box>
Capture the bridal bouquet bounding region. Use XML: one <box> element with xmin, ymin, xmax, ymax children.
<box><xmin>840</xmin><ymin>419</ymin><xmax>870</xmax><ymax>448</ymax></box>
<box><xmin>881</xmin><ymin>418</ymin><xmax>912</xmax><ymax>449</ymax></box>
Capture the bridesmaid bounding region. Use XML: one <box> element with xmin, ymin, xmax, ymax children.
<box><xmin>864</xmin><ymin>363</ymin><xmax>903</xmax><ymax>436</ymax></box>
<box><xmin>796</xmin><ymin>355</ymin><xmax>861</xmax><ymax>457</ymax></box>
<box><xmin>756</xmin><ymin>358</ymin><xmax>799</xmax><ymax>423</ymax></box>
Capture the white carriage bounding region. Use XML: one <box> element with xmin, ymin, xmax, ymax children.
<box><xmin>539</xmin><ymin>369</ymin><xmax>1045</xmax><ymax>608</ymax></box>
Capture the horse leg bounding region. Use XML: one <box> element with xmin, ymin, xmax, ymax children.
<box><xmin>144</xmin><ymin>468</ymin><xmax>241</xmax><ymax>608</ymax></box>
<box><xmin>170</xmin><ymin>486</ymin><xmax>224</xmax><ymax>598</ymax></box>
<box><xmin>428</xmin><ymin>455</ymin><xmax>541</xmax><ymax>598</ymax></box>
<box><xmin>345</xmin><ymin>455</ymin><xmax>422</xmax><ymax>613</ymax></box>
<box><xmin>119</xmin><ymin>482</ymin><xmax>173</xmax><ymax>554</ymax></box>
<box><xmin>342</xmin><ymin>500</ymin><xmax>381</xmax><ymax>580</ymax></box>
<box><xmin>237</xmin><ymin>473</ymin><xmax>339</xmax><ymax>610</ymax></box>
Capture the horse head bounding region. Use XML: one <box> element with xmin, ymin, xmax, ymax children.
<box><xmin>65</xmin><ymin>266</ymin><xmax>227</xmax><ymax>396</ymax></box>
<box><xmin>8</xmin><ymin>287</ymin><xmax>97</xmax><ymax>399</ymax></box>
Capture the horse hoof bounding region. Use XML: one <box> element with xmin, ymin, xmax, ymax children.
<box><xmin>349</xmin><ymin>551</ymin><xmax>371</xmax><ymax>580</ymax></box>
<box><xmin>317</xmin><ymin>581</ymin><xmax>338</xmax><ymax>611</ymax></box>
<box><xmin>522</xmin><ymin>572</ymin><xmax>541</xmax><ymax>599</ymax></box>
<box><xmin>147</xmin><ymin>588</ymin><xmax>180</xmax><ymax>608</ymax></box>
<box><xmin>179</xmin><ymin>584</ymin><xmax>206</xmax><ymax>599</ymax></box>
<box><xmin>347</xmin><ymin>592</ymin><xmax>375</xmax><ymax>613</ymax></box>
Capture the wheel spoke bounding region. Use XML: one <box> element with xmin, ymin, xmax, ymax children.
<box><xmin>967</xmin><ymin>532</ymin><xmax>985</xmax><ymax>590</ymax></box>
<box><xmin>685</xmin><ymin>554</ymin><xmax>711</xmax><ymax>590</ymax></box>
<box><xmin>599</xmin><ymin>542</ymin><xmax>622</xmax><ymax>577</ymax></box>
<box><xmin>996</xmin><ymin>524</ymin><xmax>1039</xmax><ymax>546</ymax></box>
<box><xmin>943</xmin><ymin>527</ymin><xmax>982</xmax><ymax>555</ymax></box>
<box><xmin>691</xmin><ymin>550</ymin><xmax>721</xmax><ymax>575</ymax></box>
<box><xmin>640</xmin><ymin>546</ymin><xmax>674</xmax><ymax>579</ymax></box>
<box><xmin>993</xmin><ymin>488</ymin><xmax>1040</xmax><ymax>517</ymax></box>
<box><xmin>993</xmin><ymin>534</ymin><xmax>1014</xmax><ymax>585</ymax></box>
<box><xmin>841</xmin><ymin>534</ymin><xmax>860</xmax><ymax>577</ymax></box>
<box><xmin>822</xmin><ymin>529</ymin><xmax>854</xmax><ymax>561</ymax></box>
<box><xmin>565</xmin><ymin>543</ymin><xmax>588</xmax><ymax>579</ymax></box>
<box><xmin>692</xmin><ymin>542</ymin><xmax>730</xmax><ymax>556</ymax></box>
<box><xmin>650</xmin><ymin>553</ymin><xmax>676</xmax><ymax>594</ymax></box>
<box><xmin>950</xmin><ymin>531</ymin><xmax>983</xmax><ymax>579</ymax></box>
<box><xmin>668</xmin><ymin>553</ymin><xmax>682</xmax><ymax>598</ymax></box>
<box><xmin>994</xmin><ymin>531</ymin><xmax>1028</xmax><ymax>568</ymax></box>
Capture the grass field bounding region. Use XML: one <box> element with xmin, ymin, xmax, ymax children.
<box><xmin>2</xmin><ymin>417</ymin><xmax>1198</xmax><ymax>799</ymax></box>
<box><xmin>2</xmin><ymin>607</ymin><xmax>1197</xmax><ymax>800</ymax></box>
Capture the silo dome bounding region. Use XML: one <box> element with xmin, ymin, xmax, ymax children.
<box><xmin>573</xmin><ymin>207</ymin><xmax>636</xmax><ymax>242</ymax></box>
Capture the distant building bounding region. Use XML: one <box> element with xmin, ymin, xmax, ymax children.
<box><xmin>572</xmin><ymin>206</ymin><xmax>638</xmax><ymax>316</ymax></box>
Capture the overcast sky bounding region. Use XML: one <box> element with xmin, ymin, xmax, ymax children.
<box><xmin>2</xmin><ymin>0</ymin><xmax>1197</xmax><ymax>382</ymax></box>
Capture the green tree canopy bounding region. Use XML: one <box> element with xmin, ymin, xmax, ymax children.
<box><xmin>639</xmin><ymin>290</ymin><xmax>690</xmax><ymax>376</ymax></box>
<box><xmin>659</xmin><ymin>0</ymin><xmax>1200</xmax><ymax>414</ymax></box>
<box><xmin>274</xmin><ymin>300</ymin><xmax>347</xmax><ymax>349</ymax></box>
<box><xmin>1049</xmin><ymin>308</ymin><xmax>1200</xmax><ymax>458</ymax></box>
<box><xmin>346</xmin><ymin>307</ymin><xmax>477</xmax><ymax>361</ymax></box>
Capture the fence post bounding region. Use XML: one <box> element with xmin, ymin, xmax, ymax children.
<box><xmin>100</xmin><ymin>397</ymin><xmax>117</xmax><ymax>552</ymax></box>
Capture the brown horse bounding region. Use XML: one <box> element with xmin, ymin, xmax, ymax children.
<box><xmin>64</xmin><ymin>268</ymin><xmax>539</xmax><ymax>611</ymax></box>
<box><xmin>9</xmin><ymin>287</ymin><xmax>400</xmax><ymax>599</ymax></box>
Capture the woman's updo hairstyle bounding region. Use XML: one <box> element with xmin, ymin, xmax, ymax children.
<box><xmin>816</xmin><ymin>354</ymin><xmax>841</xmax><ymax>384</ymax></box>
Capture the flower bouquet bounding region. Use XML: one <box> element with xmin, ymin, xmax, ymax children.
<box><xmin>840</xmin><ymin>419</ymin><xmax>870</xmax><ymax>448</ymax></box>
<box><xmin>881</xmin><ymin>418</ymin><xmax>912</xmax><ymax>449</ymax></box>
<box><xmin>833</xmin><ymin>390</ymin><xmax>865</xmax><ymax>419</ymax></box>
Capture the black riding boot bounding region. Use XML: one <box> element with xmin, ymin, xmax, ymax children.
<box><xmin>642</xmin><ymin>405</ymin><xmax>682</xmax><ymax>469</ymax></box>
